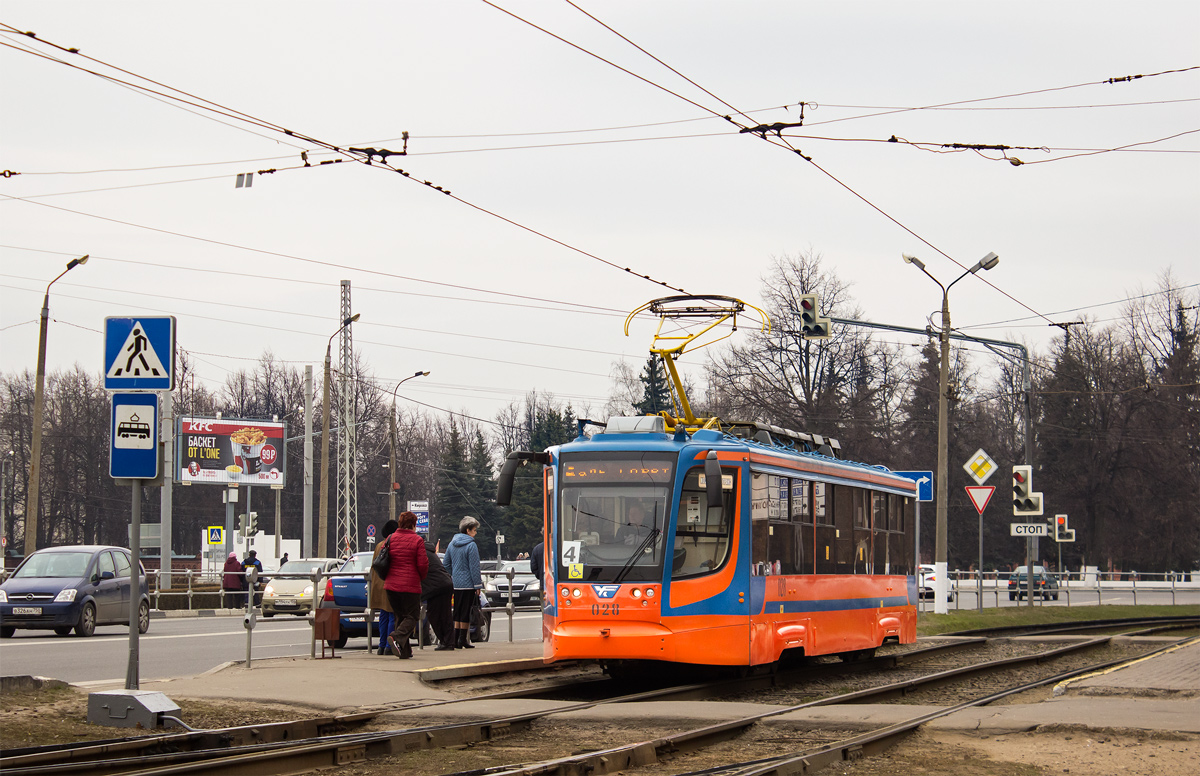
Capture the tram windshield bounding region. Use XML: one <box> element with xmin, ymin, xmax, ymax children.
<box><xmin>557</xmin><ymin>454</ymin><xmax>673</xmax><ymax>582</ymax></box>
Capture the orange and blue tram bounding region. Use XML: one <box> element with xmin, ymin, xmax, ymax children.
<box><xmin>498</xmin><ymin>414</ymin><xmax>919</xmax><ymax>669</ymax></box>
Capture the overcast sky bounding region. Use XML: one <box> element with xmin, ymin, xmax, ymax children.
<box><xmin>2</xmin><ymin>1</ymin><xmax>1197</xmax><ymax>431</ymax></box>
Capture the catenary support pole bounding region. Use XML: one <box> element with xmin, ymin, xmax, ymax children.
<box><xmin>303</xmin><ymin>365</ymin><xmax>313</xmax><ymax>558</ymax></box>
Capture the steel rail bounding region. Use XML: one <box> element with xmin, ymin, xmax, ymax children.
<box><xmin>0</xmin><ymin>639</ymin><xmax>985</xmax><ymax>776</ymax></box>
<box><xmin>9</xmin><ymin>621</ymin><xmax>1180</xmax><ymax>776</ymax></box>
<box><xmin>440</xmin><ymin>635</ymin><xmax>1177</xmax><ymax>776</ymax></box>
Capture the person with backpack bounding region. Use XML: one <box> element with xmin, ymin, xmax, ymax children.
<box><xmin>382</xmin><ymin>511</ymin><xmax>428</xmax><ymax>659</ymax></box>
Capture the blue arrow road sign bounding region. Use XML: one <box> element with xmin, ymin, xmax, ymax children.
<box><xmin>111</xmin><ymin>393</ymin><xmax>160</xmax><ymax>479</ymax></box>
<box><xmin>104</xmin><ymin>316</ymin><xmax>176</xmax><ymax>391</ymax></box>
<box><xmin>894</xmin><ymin>470</ymin><xmax>934</xmax><ymax>502</ymax></box>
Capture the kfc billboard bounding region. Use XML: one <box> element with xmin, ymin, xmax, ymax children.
<box><xmin>176</xmin><ymin>416</ymin><xmax>286</xmax><ymax>486</ymax></box>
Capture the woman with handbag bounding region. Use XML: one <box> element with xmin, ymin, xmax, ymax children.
<box><xmin>369</xmin><ymin>519</ymin><xmax>397</xmax><ymax>655</ymax></box>
<box><xmin>443</xmin><ymin>516</ymin><xmax>483</xmax><ymax>649</ymax></box>
<box><xmin>381</xmin><ymin>511</ymin><xmax>427</xmax><ymax>659</ymax></box>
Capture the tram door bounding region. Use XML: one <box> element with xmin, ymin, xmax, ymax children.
<box><xmin>666</xmin><ymin>463</ymin><xmax>748</xmax><ymax>664</ymax></box>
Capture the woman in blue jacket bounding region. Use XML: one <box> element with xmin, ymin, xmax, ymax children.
<box><xmin>443</xmin><ymin>516</ymin><xmax>482</xmax><ymax>648</ymax></box>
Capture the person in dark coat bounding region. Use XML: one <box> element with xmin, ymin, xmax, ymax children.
<box><xmin>222</xmin><ymin>551</ymin><xmax>245</xmax><ymax>608</ymax></box>
<box><xmin>531</xmin><ymin>541</ymin><xmax>544</xmax><ymax>587</ymax></box>
<box><xmin>383</xmin><ymin>511</ymin><xmax>428</xmax><ymax>659</ymax></box>
<box><xmin>421</xmin><ymin>539</ymin><xmax>455</xmax><ymax>650</ymax></box>
<box><xmin>241</xmin><ymin>550</ymin><xmax>264</xmax><ymax>606</ymax></box>
<box><xmin>370</xmin><ymin>520</ymin><xmax>398</xmax><ymax>655</ymax></box>
<box><xmin>443</xmin><ymin>516</ymin><xmax>483</xmax><ymax>649</ymax></box>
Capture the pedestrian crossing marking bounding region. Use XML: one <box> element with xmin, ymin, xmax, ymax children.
<box><xmin>106</xmin><ymin>320</ymin><xmax>168</xmax><ymax>379</ymax></box>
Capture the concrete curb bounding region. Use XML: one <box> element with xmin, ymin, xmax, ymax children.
<box><xmin>2</xmin><ymin>675</ymin><xmax>70</xmax><ymax>693</ymax></box>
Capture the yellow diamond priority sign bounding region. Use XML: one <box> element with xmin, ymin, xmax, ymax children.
<box><xmin>963</xmin><ymin>448</ymin><xmax>997</xmax><ymax>485</ymax></box>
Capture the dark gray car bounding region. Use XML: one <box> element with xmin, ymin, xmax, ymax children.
<box><xmin>0</xmin><ymin>545</ymin><xmax>150</xmax><ymax>637</ymax></box>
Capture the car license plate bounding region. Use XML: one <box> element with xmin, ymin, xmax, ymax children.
<box><xmin>276</xmin><ymin>600</ymin><xmax>298</xmax><ymax>608</ymax></box>
<box><xmin>12</xmin><ymin>607</ymin><xmax>42</xmax><ymax>616</ymax></box>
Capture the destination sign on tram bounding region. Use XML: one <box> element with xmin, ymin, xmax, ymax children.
<box><xmin>561</xmin><ymin>458</ymin><xmax>673</xmax><ymax>484</ymax></box>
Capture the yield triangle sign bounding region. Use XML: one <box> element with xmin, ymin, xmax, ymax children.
<box><xmin>965</xmin><ymin>485</ymin><xmax>995</xmax><ymax>515</ymax></box>
<box><xmin>106</xmin><ymin>320</ymin><xmax>168</xmax><ymax>380</ymax></box>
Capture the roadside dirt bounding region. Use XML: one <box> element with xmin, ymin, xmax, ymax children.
<box><xmin>2</xmin><ymin>687</ymin><xmax>1196</xmax><ymax>774</ymax></box>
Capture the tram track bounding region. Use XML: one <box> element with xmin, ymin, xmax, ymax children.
<box><xmin>3</xmin><ymin>621</ymin><xmax>1190</xmax><ymax>776</ymax></box>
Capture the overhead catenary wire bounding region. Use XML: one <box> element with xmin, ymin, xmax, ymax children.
<box><xmin>0</xmin><ymin>23</ymin><xmax>690</xmax><ymax>295</ymax></box>
<box><xmin>0</xmin><ymin>244</ymin><xmax>628</xmax><ymax>318</ymax></box>
<box><xmin>486</xmin><ymin>0</ymin><xmax>1062</xmax><ymax>328</ymax></box>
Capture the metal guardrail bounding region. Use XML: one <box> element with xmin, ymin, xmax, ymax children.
<box><xmin>921</xmin><ymin>569</ymin><xmax>1200</xmax><ymax>611</ymax></box>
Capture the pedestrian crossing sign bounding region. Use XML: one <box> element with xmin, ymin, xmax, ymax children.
<box><xmin>104</xmin><ymin>316</ymin><xmax>176</xmax><ymax>391</ymax></box>
<box><xmin>207</xmin><ymin>526</ymin><xmax>225</xmax><ymax>545</ymax></box>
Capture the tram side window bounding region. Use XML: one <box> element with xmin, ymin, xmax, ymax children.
<box><xmin>814</xmin><ymin>482</ymin><xmax>830</xmax><ymax>525</ymax></box>
<box><xmin>872</xmin><ymin>492</ymin><xmax>888</xmax><ymax>573</ymax></box>
<box><xmin>672</xmin><ymin>467</ymin><xmax>736</xmax><ymax>578</ymax></box>
<box><xmin>892</xmin><ymin>493</ymin><xmax>904</xmax><ymax>532</ymax></box>
<box><xmin>833</xmin><ymin>485</ymin><xmax>856</xmax><ymax>573</ymax></box>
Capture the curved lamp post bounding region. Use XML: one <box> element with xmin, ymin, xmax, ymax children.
<box><xmin>318</xmin><ymin>313</ymin><xmax>359</xmax><ymax>557</ymax></box>
<box><xmin>389</xmin><ymin>371</ymin><xmax>429</xmax><ymax>521</ymax></box>
<box><xmin>26</xmin><ymin>254</ymin><xmax>88</xmax><ymax>556</ymax></box>
<box><xmin>902</xmin><ymin>251</ymin><xmax>998</xmax><ymax>614</ymax></box>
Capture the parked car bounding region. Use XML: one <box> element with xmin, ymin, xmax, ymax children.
<box><xmin>485</xmin><ymin>560</ymin><xmax>541</xmax><ymax>606</ymax></box>
<box><xmin>261</xmin><ymin>558</ymin><xmax>342</xmax><ymax>617</ymax></box>
<box><xmin>0</xmin><ymin>545</ymin><xmax>149</xmax><ymax>638</ymax></box>
<box><xmin>1008</xmin><ymin>565</ymin><xmax>1060</xmax><ymax>600</ymax></box>
<box><xmin>917</xmin><ymin>564</ymin><xmax>956</xmax><ymax>601</ymax></box>
<box><xmin>318</xmin><ymin>550</ymin><xmax>490</xmax><ymax>649</ymax></box>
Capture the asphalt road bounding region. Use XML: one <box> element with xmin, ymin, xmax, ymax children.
<box><xmin>0</xmin><ymin>611</ymin><xmax>545</xmax><ymax>685</ymax></box>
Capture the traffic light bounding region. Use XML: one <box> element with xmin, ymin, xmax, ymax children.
<box><xmin>799</xmin><ymin>294</ymin><xmax>831</xmax><ymax>340</ymax></box>
<box><xmin>1012</xmin><ymin>465</ymin><xmax>1043</xmax><ymax>516</ymax></box>
<box><xmin>1054</xmin><ymin>514</ymin><xmax>1075</xmax><ymax>542</ymax></box>
<box><xmin>237</xmin><ymin>513</ymin><xmax>247</xmax><ymax>534</ymax></box>
<box><xmin>246</xmin><ymin>511</ymin><xmax>258</xmax><ymax>534</ymax></box>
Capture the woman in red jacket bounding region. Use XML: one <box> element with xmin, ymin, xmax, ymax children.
<box><xmin>384</xmin><ymin>511</ymin><xmax>429</xmax><ymax>659</ymax></box>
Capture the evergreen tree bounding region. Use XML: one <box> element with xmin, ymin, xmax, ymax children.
<box><xmin>433</xmin><ymin>420</ymin><xmax>473</xmax><ymax>547</ymax></box>
<box><xmin>632</xmin><ymin>354</ymin><xmax>672</xmax><ymax>416</ymax></box>
<box><xmin>500</xmin><ymin>400</ymin><xmax>577</xmax><ymax>557</ymax></box>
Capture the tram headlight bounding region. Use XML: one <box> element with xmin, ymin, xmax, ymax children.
<box><xmin>561</xmin><ymin>587</ymin><xmax>570</xmax><ymax>598</ymax></box>
<box><xmin>631</xmin><ymin>588</ymin><xmax>642</xmax><ymax>598</ymax></box>
<box><xmin>572</xmin><ymin>588</ymin><xmax>582</xmax><ymax>598</ymax></box>
<box><xmin>645</xmin><ymin>587</ymin><xmax>656</xmax><ymax>598</ymax></box>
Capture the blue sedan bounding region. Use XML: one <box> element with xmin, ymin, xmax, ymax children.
<box><xmin>0</xmin><ymin>545</ymin><xmax>150</xmax><ymax>637</ymax></box>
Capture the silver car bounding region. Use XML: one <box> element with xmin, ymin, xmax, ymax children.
<box><xmin>261</xmin><ymin>558</ymin><xmax>341</xmax><ymax>617</ymax></box>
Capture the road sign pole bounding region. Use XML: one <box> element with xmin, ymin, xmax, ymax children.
<box><xmin>125</xmin><ymin>481</ymin><xmax>141</xmax><ymax>690</ymax></box>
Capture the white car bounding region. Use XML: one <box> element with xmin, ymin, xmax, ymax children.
<box><xmin>918</xmin><ymin>564</ymin><xmax>956</xmax><ymax>601</ymax></box>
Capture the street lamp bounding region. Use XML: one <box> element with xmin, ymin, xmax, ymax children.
<box><xmin>902</xmin><ymin>251</ymin><xmax>999</xmax><ymax>614</ymax></box>
<box><xmin>25</xmin><ymin>254</ymin><xmax>88</xmax><ymax>556</ymax></box>
<box><xmin>389</xmin><ymin>371</ymin><xmax>430</xmax><ymax>521</ymax></box>
<box><xmin>319</xmin><ymin>313</ymin><xmax>360</xmax><ymax>557</ymax></box>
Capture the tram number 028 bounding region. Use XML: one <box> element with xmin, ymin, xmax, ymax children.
<box><xmin>591</xmin><ymin>603</ymin><xmax>620</xmax><ymax>616</ymax></box>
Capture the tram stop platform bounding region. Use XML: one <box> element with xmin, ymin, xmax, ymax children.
<box><xmin>131</xmin><ymin>635</ymin><xmax>1200</xmax><ymax>736</ymax></box>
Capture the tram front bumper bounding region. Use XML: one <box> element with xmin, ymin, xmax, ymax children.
<box><xmin>550</xmin><ymin>620</ymin><xmax>677</xmax><ymax>661</ymax></box>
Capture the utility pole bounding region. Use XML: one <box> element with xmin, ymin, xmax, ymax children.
<box><xmin>26</xmin><ymin>254</ymin><xmax>89</xmax><ymax>556</ymax></box>
<box><xmin>303</xmin><ymin>365</ymin><xmax>313</xmax><ymax>558</ymax></box>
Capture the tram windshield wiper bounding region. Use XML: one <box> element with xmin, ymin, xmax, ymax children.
<box><xmin>613</xmin><ymin>527</ymin><xmax>660</xmax><ymax>585</ymax></box>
